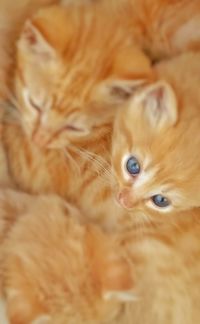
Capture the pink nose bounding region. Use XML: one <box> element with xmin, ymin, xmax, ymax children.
<box><xmin>117</xmin><ymin>188</ymin><xmax>134</xmax><ymax>210</ymax></box>
<box><xmin>32</xmin><ymin>130</ymin><xmax>50</xmax><ymax>148</ymax></box>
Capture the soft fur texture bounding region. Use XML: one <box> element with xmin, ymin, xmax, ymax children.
<box><xmin>3</xmin><ymin>0</ymin><xmax>200</xmax><ymax>228</ymax></box>
<box><xmin>0</xmin><ymin>190</ymin><xmax>135</xmax><ymax>324</ymax></box>
<box><xmin>0</xmin><ymin>0</ymin><xmax>60</xmax><ymax>99</ymax></box>
<box><xmin>0</xmin><ymin>3</ymin><xmax>200</xmax><ymax>323</ymax></box>
<box><xmin>112</xmin><ymin>52</ymin><xmax>200</xmax><ymax>219</ymax></box>
<box><xmin>92</xmin><ymin>0</ymin><xmax>200</xmax><ymax>60</ymax></box>
<box><xmin>2</xmin><ymin>4</ymin><xmax>153</xmax><ymax>228</ymax></box>
<box><xmin>110</xmin><ymin>52</ymin><xmax>200</xmax><ymax>323</ymax></box>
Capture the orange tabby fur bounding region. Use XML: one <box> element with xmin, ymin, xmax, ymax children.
<box><xmin>0</xmin><ymin>0</ymin><xmax>60</xmax><ymax>100</ymax></box>
<box><xmin>97</xmin><ymin>0</ymin><xmax>200</xmax><ymax>60</ymax></box>
<box><xmin>1</xmin><ymin>1</ymin><xmax>200</xmax><ymax>228</ymax></box>
<box><xmin>0</xmin><ymin>190</ymin><xmax>134</xmax><ymax>324</ymax></box>
<box><xmin>112</xmin><ymin>52</ymin><xmax>200</xmax><ymax>220</ymax></box>
<box><xmin>109</xmin><ymin>52</ymin><xmax>200</xmax><ymax>323</ymax></box>
<box><xmin>2</xmin><ymin>4</ymin><xmax>153</xmax><ymax>228</ymax></box>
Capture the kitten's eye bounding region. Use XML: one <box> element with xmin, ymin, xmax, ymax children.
<box><xmin>126</xmin><ymin>156</ymin><xmax>140</xmax><ymax>176</ymax></box>
<box><xmin>151</xmin><ymin>195</ymin><xmax>170</xmax><ymax>208</ymax></box>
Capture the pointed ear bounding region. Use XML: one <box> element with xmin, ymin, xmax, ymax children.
<box><xmin>133</xmin><ymin>81</ymin><xmax>178</xmax><ymax>130</ymax></box>
<box><xmin>18</xmin><ymin>20</ymin><xmax>56</xmax><ymax>61</ymax></box>
<box><xmin>85</xmin><ymin>226</ymin><xmax>135</xmax><ymax>302</ymax></box>
<box><xmin>93</xmin><ymin>79</ymin><xmax>148</xmax><ymax>105</ymax></box>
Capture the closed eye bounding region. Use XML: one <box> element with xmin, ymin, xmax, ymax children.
<box><xmin>64</xmin><ymin>125</ymin><xmax>85</xmax><ymax>132</ymax></box>
<box><xmin>29</xmin><ymin>97</ymin><xmax>42</xmax><ymax>113</ymax></box>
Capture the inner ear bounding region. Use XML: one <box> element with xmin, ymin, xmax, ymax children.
<box><xmin>93</xmin><ymin>79</ymin><xmax>148</xmax><ymax>105</ymax></box>
<box><xmin>18</xmin><ymin>20</ymin><xmax>56</xmax><ymax>61</ymax></box>
<box><xmin>132</xmin><ymin>81</ymin><xmax>178</xmax><ymax>131</ymax></box>
<box><xmin>108</xmin><ymin>80</ymin><xmax>146</xmax><ymax>102</ymax></box>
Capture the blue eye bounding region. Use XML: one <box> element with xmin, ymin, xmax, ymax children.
<box><xmin>151</xmin><ymin>195</ymin><xmax>170</xmax><ymax>208</ymax></box>
<box><xmin>126</xmin><ymin>156</ymin><xmax>140</xmax><ymax>176</ymax></box>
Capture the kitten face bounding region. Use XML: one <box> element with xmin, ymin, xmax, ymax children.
<box><xmin>14</xmin><ymin>5</ymin><xmax>152</xmax><ymax>150</ymax></box>
<box><xmin>112</xmin><ymin>80</ymin><xmax>200</xmax><ymax>218</ymax></box>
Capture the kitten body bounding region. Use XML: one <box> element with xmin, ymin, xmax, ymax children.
<box><xmin>0</xmin><ymin>190</ymin><xmax>134</xmax><ymax>324</ymax></box>
<box><xmin>1</xmin><ymin>192</ymin><xmax>200</xmax><ymax>324</ymax></box>
<box><xmin>110</xmin><ymin>52</ymin><xmax>200</xmax><ymax>323</ymax></box>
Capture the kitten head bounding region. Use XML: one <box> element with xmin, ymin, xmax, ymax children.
<box><xmin>14</xmin><ymin>4</ymin><xmax>152</xmax><ymax>150</ymax></box>
<box><xmin>112</xmin><ymin>70</ymin><xmax>200</xmax><ymax>220</ymax></box>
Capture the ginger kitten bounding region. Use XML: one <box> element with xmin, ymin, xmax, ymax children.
<box><xmin>110</xmin><ymin>52</ymin><xmax>200</xmax><ymax>323</ymax></box>
<box><xmin>112</xmin><ymin>52</ymin><xmax>200</xmax><ymax>219</ymax></box>
<box><xmin>2</xmin><ymin>4</ymin><xmax>152</xmax><ymax>227</ymax></box>
<box><xmin>0</xmin><ymin>190</ymin><xmax>134</xmax><ymax>324</ymax></box>
<box><xmin>3</xmin><ymin>1</ymin><xmax>200</xmax><ymax>227</ymax></box>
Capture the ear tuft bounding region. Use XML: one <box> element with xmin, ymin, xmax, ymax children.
<box><xmin>133</xmin><ymin>81</ymin><xmax>178</xmax><ymax>130</ymax></box>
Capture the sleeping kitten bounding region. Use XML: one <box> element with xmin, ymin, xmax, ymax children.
<box><xmin>2</xmin><ymin>4</ymin><xmax>152</xmax><ymax>228</ymax></box>
<box><xmin>2</xmin><ymin>1</ymin><xmax>200</xmax><ymax>228</ymax></box>
<box><xmin>0</xmin><ymin>189</ymin><xmax>134</xmax><ymax>324</ymax></box>
<box><xmin>110</xmin><ymin>52</ymin><xmax>200</xmax><ymax>323</ymax></box>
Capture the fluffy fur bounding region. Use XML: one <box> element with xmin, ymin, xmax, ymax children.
<box><xmin>110</xmin><ymin>52</ymin><xmax>200</xmax><ymax>323</ymax></box>
<box><xmin>3</xmin><ymin>0</ymin><xmax>200</xmax><ymax>227</ymax></box>
<box><xmin>2</xmin><ymin>4</ymin><xmax>153</xmax><ymax>228</ymax></box>
<box><xmin>0</xmin><ymin>0</ymin><xmax>59</xmax><ymax>99</ymax></box>
<box><xmin>0</xmin><ymin>190</ymin><xmax>134</xmax><ymax>324</ymax></box>
<box><xmin>90</xmin><ymin>0</ymin><xmax>200</xmax><ymax>60</ymax></box>
<box><xmin>112</xmin><ymin>52</ymin><xmax>200</xmax><ymax>220</ymax></box>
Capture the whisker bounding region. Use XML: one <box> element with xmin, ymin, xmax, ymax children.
<box><xmin>70</xmin><ymin>145</ymin><xmax>114</xmax><ymax>180</ymax></box>
<box><xmin>69</xmin><ymin>145</ymin><xmax>115</xmax><ymax>186</ymax></box>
